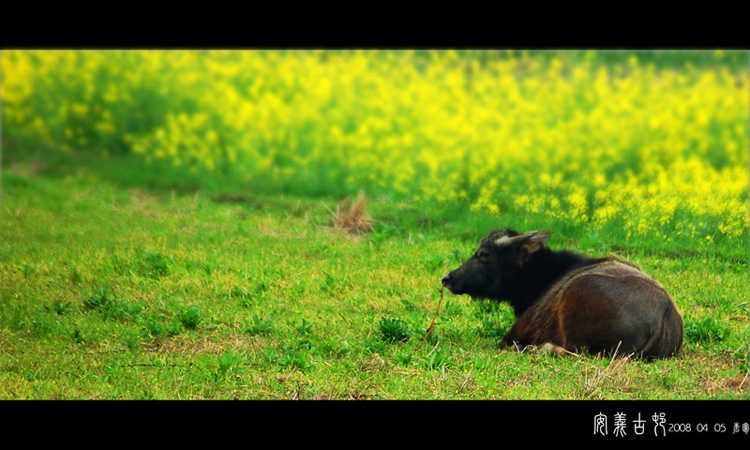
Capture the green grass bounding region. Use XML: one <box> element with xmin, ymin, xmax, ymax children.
<box><xmin>1</xmin><ymin>155</ymin><xmax>748</xmax><ymax>399</ymax></box>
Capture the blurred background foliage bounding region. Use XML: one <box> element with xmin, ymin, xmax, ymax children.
<box><xmin>2</xmin><ymin>49</ymin><xmax>748</xmax><ymax>246</ymax></box>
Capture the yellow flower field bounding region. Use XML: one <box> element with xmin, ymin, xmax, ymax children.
<box><xmin>2</xmin><ymin>50</ymin><xmax>748</xmax><ymax>242</ymax></box>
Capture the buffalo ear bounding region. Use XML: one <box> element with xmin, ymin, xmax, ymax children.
<box><xmin>520</xmin><ymin>231</ymin><xmax>551</xmax><ymax>255</ymax></box>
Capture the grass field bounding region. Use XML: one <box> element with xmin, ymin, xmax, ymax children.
<box><xmin>2</xmin><ymin>50</ymin><xmax>748</xmax><ymax>399</ymax></box>
<box><xmin>1</xmin><ymin>155</ymin><xmax>747</xmax><ymax>399</ymax></box>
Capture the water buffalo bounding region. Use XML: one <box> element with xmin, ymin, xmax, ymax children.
<box><xmin>442</xmin><ymin>229</ymin><xmax>683</xmax><ymax>359</ymax></box>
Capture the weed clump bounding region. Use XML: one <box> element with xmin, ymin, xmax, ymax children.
<box><xmin>179</xmin><ymin>305</ymin><xmax>202</xmax><ymax>330</ymax></box>
<box><xmin>379</xmin><ymin>316</ymin><xmax>411</xmax><ymax>343</ymax></box>
<box><xmin>244</xmin><ymin>314</ymin><xmax>274</xmax><ymax>336</ymax></box>
<box><xmin>45</xmin><ymin>299</ymin><xmax>74</xmax><ymax>315</ymax></box>
<box><xmin>295</xmin><ymin>318</ymin><xmax>313</xmax><ymax>336</ymax></box>
<box><xmin>83</xmin><ymin>289</ymin><xmax>114</xmax><ymax>311</ymax></box>
<box><xmin>83</xmin><ymin>289</ymin><xmax>143</xmax><ymax>321</ymax></box>
<box><xmin>215</xmin><ymin>351</ymin><xmax>244</xmax><ymax>381</ymax></box>
<box><xmin>142</xmin><ymin>316</ymin><xmax>183</xmax><ymax>339</ymax></box>
<box><xmin>423</xmin><ymin>344</ymin><xmax>451</xmax><ymax>370</ymax></box>
<box><xmin>138</xmin><ymin>251</ymin><xmax>172</xmax><ymax>279</ymax></box>
<box><xmin>685</xmin><ymin>315</ymin><xmax>731</xmax><ymax>343</ymax></box>
<box><xmin>265</xmin><ymin>341</ymin><xmax>312</xmax><ymax>371</ymax></box>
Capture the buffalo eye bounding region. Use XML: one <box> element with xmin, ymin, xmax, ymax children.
<box><xmin>476</xmin><ymin>249</ymin><xmax>490</xmax><ymax>260</ymax></box>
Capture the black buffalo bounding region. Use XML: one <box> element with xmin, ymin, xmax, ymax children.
<box><xmin>442</xmin><ymin>229</ymin><xmax>683</xmax><ymax>359</ymax></box>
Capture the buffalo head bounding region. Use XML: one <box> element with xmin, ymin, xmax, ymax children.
<box><xmin>442</xmin><ymin>229</ymin><xmax>550</xmax><ymax>300</ymax></box>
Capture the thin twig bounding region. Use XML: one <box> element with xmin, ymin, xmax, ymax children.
<box><xmin>608</xmin><ymin>340</ymin><xmax>623</xmax><ymax>366</ymax></box>
<box><xmin>415</xmin><ymin>286</ymin><xmax>444</xmax><ymax>352</ymax></box>
<box><xmin>739</xmin><ymin>368</ymin><xmax>750</xmax><ymax>391</ymax></box>
<box><xmin>559</xmin><ymin>346</ymin><xmax>581</xmax><ymax>358</ymax></box>
<box><xmin>425</xmin><ymin>341</ymin><xmax>440</xmax><ymax>359</ymax></box>
<box><xmin>458</xmin><ymin>370</ymin><xmax>473</xmax><ymax>393</ymax></box>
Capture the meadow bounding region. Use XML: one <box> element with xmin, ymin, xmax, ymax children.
<box><xmin>1</xmin><ymin>50</ymin><xmax>748</xmax><ymax>399</ymax></box>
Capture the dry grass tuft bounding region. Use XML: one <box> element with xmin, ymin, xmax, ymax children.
<box><xmin>331</xmin><ymin>192</ymin><xmax>373</xmax><ymax>234</ymax></box>
<box><xmin>701</xmin><ymin>371</ymin><xmax>750</xmax><ymax>395</ymax></box>
<box><xmin>581</xmin><ymin>342</ymin><xmax>633</xmax><ymax>399</ymax></box>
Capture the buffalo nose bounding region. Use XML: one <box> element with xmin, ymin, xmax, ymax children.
<box><xmin>441</xmin><ymin>274</ymin><xmax>452</xmax><ymax>286</ymax></box>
